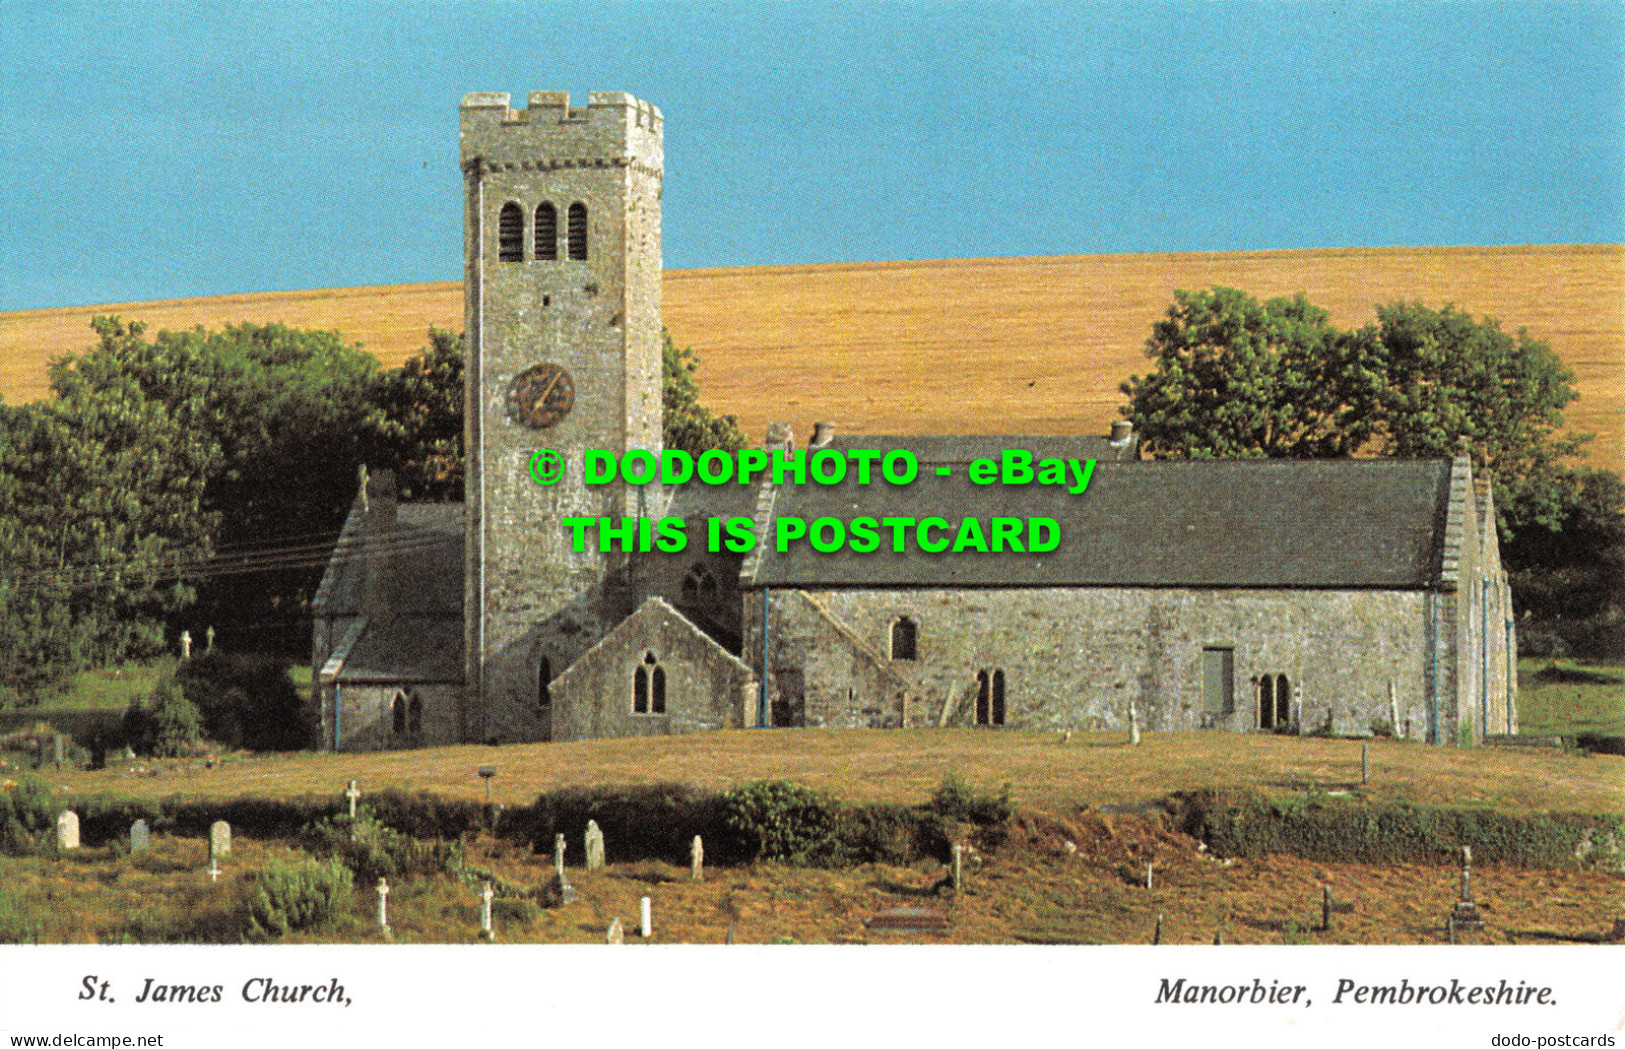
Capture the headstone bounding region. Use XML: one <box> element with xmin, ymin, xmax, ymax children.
<box><xmin>129</xmin><ymin>819</ymin><xmax>150</xmax><ymax>854</ymax></box>
<box><xmin>1361</xmin><ymin>742</ymin><xmax>1371</xmax><ymax>785</ymax></box>
<box><xmin>1448</xmin><ymin>845</ymin><xmax>1485</xmax><ymax>932</ymax></box>
<box><xmin>552</xmin><ymin>833</ymin><xmax>577</xmax><ymax>904</ymax></box>
<box><xmin>180</xmin><ymin>630</ymin><xmax>192</xmax><ymax>660</ymax></box>
<box><xmin>1322</xmin><ymin>884</ymin><xmax>1333</xmax><ymax>932</ymax></box>
<box><xmin>690</xmin><ymin>836</ymin><xmax>704</xmax><ymax>882</ymax></box>
<box><xmin>205</xmin><ymin>626</ymin><xmax>215</xmax><ymax>651</ymax></box>
<box><xmin>584</xmin><ymin>820</ymin><xmax>605</xmax><ymax>872</ymax></box>
<box><xmin>1145</xmin><ymin>862</ymin><xmax>1154</xmax><ymax>890</ymax></box>
<box><xmin>606</xmin><ymin>918</ymin><xmax>624</xmax><ymax>945</ymax></box>
<box><xmin>1128</xmin><ymin>701</ymin><xmax>1141</xmax><ymax>746</ymax></box>
<box><xmin>480</xmin><ymin>881</ymin><xmax>494</xmax><ymax>941</ymax></box>
<box><xmin>640</xmin><ymin>896</ymin><xmax>653</xmax><ymax>938</ymax></box>
<box><xmin>56</xmin><ymin>810</ymin><xmax>80</xmax><ymax>851</ymax></box>
<box><xmin>951</xmin><ymin>845</ymin><xmax>964</xmax><ymax>892</ymax></box>
<box><xmin>209</xmin><ymin>820</ymin><xmax>231</xmax><ymax>858</ymax></box>
<box><xmin>345</xmin><ymin>780</ymin><xmax>361</xmax><ymax>819</ymax></box>
<box><xmin>377</xmin><ymin>877</ymin><xmax>390</xmax><ymax>931</ymax></box>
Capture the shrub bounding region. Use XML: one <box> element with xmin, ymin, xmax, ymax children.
<box><xmin>721</xmin><ymin>780</ymin><xmax>837</xmax><ymax>864</ymax></box>
<box><xmin>121</xmin><ymin>677</ymin><xmax>203</xmax><ymax>757</ymax></box>
<box><xmin>929</xmin><ymin>773</ymin><xmax>1013</xmax><ymax>825</ymax></box>
<box><xmin>0</xmin><ymin>774</ymin><xmax>56</xmax><ymax>855</ymax></box>
<box><xmin>300</xmin><ymin>810</ymin><xmax>464</xmax><ymax>883</ymax></box>
<box><xmin>247</xmin><ymin>856</ymin><xmax>354</xmax><ymax>936</ymax></box>
<box><xmin>176</xmin><ymin>652</ymin><xmax>315</xmax><ymax>751</ymax></box>
<box><xmin>1455</xmin><ymin>715</ymin><xmax>1476</xmax><ymax>748</ymax></box>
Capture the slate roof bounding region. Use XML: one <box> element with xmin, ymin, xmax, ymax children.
<box><xmin>746</xmin><ymin>457</ymin><xmax>1454</xmax><ymax>590</ymax></box>
<box><xmin>335</xmin><ymin>616</ymin><xmax>464</xmax><ymax>682</ymax></box>
<box><xmin>311</xmin><ymin>504</ymin><xmax>464</xmax><ymax>617</ymax></box>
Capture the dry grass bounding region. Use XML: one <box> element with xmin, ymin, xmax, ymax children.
<box><xmin>2</xmin><ymin>245</ymin><xmax>1620</xmax><ymax>471</ymax></box>
<box><xmin>33</xmin><ymin>728</ymin><xmax>1625</xmax><ymax>817</ymax></box>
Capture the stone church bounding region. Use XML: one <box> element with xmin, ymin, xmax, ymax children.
<box><xmin>311</xmin><ymin>89</ymin><xmax>1518</xmax><ymax>751</ymax></box>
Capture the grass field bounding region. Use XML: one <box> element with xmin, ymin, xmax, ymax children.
<box><xmin>30</xmin><ymin>728</ymin><xmax>1625</xmax><ymax>818</ymax></box>
<box><xmin>1519</xmin><ymin>659</ymin><xmax>1625</xmax><ymax>738</ymax></box>
<box><xmin>3</xmin><ymin>245</ymin><xmax>1620</xmax><ymax>472</ymax></box>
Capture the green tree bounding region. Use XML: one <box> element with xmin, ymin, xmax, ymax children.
<box><xmin>371</xmin><ymin>328</ymin><xmax>464</xmax><ymax>501</ymax></box>
<box><xmin>1120</xmin><ymin>287</ymin><xmax>1373</xmax><ymax>460</ymax></box>
<box><xmin>122</xmin><ymin>676</ymin><xmax>204</xmax><ymax>757</ymax></box>
<box><xmin>663</xmin><ymin>330</ymin><xmax>746</xmax><ymax>454</ymax></box>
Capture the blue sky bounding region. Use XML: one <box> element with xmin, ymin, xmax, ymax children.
<box><xmin>1</xmin><ymin>0</ymin><xmax>1621</xmax><ymax>311</ymax></box>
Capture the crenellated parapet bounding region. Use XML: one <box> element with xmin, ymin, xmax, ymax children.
<box><xmin>459</xmin><ymin>90</ymin><xmax>663</xmax><ymax>179</ymax></box>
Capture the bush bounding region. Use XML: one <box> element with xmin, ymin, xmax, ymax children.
<box><xmin>176</xmin><ymin>652</ymin><xmax>315</xmax><ymax>751</ymax></box>
<box><xmin>929</xmin><ymin>773</ymin><xmax>1013</xmax><ymax>825</ymax></box>
<box><xmin>721</xmin><ymin>780</ymin><xmax>838</xmax><ymax>864</ymax></box>
<box><xmin>0</xmin><ymin>774</ymin><xmax>56</xmax><ymax>855</ymax></box>
<box><xmin>300</xmin><ymin>809</ymin><xmax>464</xmax><ymax>882</ymax></box>
<box><xmin>121</xmin><ymin>677</ymin><xmax>203</xmax><ymax>757</ymax></box>
<box><xmin>247</xmin><ymin>856</ymin><xmax>354</xmax><ymax>936</ymax></box>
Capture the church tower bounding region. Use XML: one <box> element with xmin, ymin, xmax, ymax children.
<box><xmin>459</xmin><ymin>90</ymin><xmax>664</xmax><ymax>741</ymax></box>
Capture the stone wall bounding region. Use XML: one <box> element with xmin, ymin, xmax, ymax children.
<box><xmin>747</xmin><ymin>585</ymin><xmax>1442</xmax><ymax>738</ymax></box>
<box><xmin>326</xmin><ymin>683</ymin><xmax>462</xmax><ymax>752</ymax></box>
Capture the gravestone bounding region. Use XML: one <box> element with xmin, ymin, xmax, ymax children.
<box><xmin>1145</xmin><ymin>862</ymin><xmax>1154</xmax><ymax>890</ymax></box>
<box><xmin>584</xmin><ymin>820</ymin><xmax>605</xmax><ymax>872</ymax></box>
<box><xmin>205</xmin><ymin>626</ymin><xmax>215</xmax><ymax>651</ymax></box>
<box><xmin>129</xmin><ymin>819</ymin><xmax>150</xmax><ymax>854</ymax></box>
<box><xmin>640</xmin><ymin>896</ymin><xmax>653</xmax><ymax>938</ymax></box>
<box><xmin>690</xmin><ymin>836</ymin><xmax>704</xmax><ymax>882</ymax></box>
<box><xmin>606</xmin><ymin>918</ymin><xmax>624</xmax><ymax>944</ymax></box>
<box><xmin>209</xmin><ymin>820</ymin><xmax>231</xmax><ymax>858</ymax></box>
<box><xmin>345</xmin><ymin>780</ymin><xmax>361</xmax><ymax>819</ymax></box>
<box><xmin>480</xmin><ymin>881</ymin><xmax>494</xmax><ymax>942</ymax></box>
<box><xmin>56</xmin><ymin>810</ymin><xmax>80</xmax><ymax>851</ymax></box>
<box><xmin>1128</xmin><ymin>701</ymin><xmax>1141</xmax><ymax>746</ymax></box>
<box><xmin>1449</xmin><ymin>845</ymin><xmax>1486</xmax><ymax>932</ymax></box>
<box><xmin>180</xmin><ymin>630</ymin><xmax>192</xmax><ymax>660</ymax></box>
<box><xmin>377</xmin><ymin>877</ymin><xmax>390</xmax><ymax>931</ymax></box>
<box><xmin>951</xmin><ymin>845</ymin><xmax>964</xmax><ymax>892</ymax></box>
<box><xmin>552</xmin><ymin>833</ymin><xmax>577</xmax><ymax>904</ymax></box>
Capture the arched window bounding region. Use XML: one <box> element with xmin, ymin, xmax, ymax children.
<box><xmin>567</xmin><ymin>202</ymin><xmax>588</xmax><ymax>260</ymax></box>
<box><xmin>534</xmin><ymin>203</ymin><xmax>558</xmax><ymax>261</ymax></box>
<box><xmin>991</xmin><ymin>670</ymin><xmax>1006</xmax><ymax>725</ymax></box>
<box><xmin>1258</xmin><ymin>675</ymin><xmax>1275</xmax><ymax>730</ymax></box>
<box><xmin>634</xmin><ymin>651</ymin><xmax>663</xmax><ymax>714</ymax></box>
<box><xmin>652</xmin><ymin>666</ymin><xmax>666</xmax><ymax>714</ymax></box>
<box><xmin>1275</xmin><ymin>675</ymin><xmax>1291</xmax><ymax>729</ymax></box>
<box><xmin>538</xmin><ymin>657</ymin><xmax>552</xmax><ymax>708</ymax></box>
<box><xmin>407</xmin><ymin>695</ymin><xmax>423</xmax><ymax>735</ymax></box>
<box><xmin>890</xmin><ymin>616</ymin><xmax>917</xmax><ymax>660</ymax></box>
<box><xmin>975</xmin><ymin>670</ymin><xmax>990</xmax><ymax>725</ymax></box>
<box><xmin>633</xmin><ymin>666</ymin><xmax>649</xmax><ymax>714</ymax></box>
<box><xmin>498</xmin><ymin>202</ymin><xmax>524</xmax><ymax>262</ymax></box>
<box><xmin>391</xmin><ymin>693</ymin><xmax>407</xmax><ymax>735</ymax></box>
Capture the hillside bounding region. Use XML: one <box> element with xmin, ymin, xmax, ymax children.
<box><xmin>2</xmin><ymin>244</ymin><xmax>1620</xmax><ymax>471</ymax></box>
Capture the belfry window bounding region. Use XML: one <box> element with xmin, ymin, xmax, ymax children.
<box><xmin>534</xmin><ymin>203</ymin><xmax>558</xmax><ymax>261</ymax></box>
<box><xmin>890</xmin><ymin>616</ymin><xmax>917</xmax><ymax>660</ymax></box>
<box><xmin>567</xmin><ymin>202</ymin><xmax>588</xmax><ymax>260</ymax></box>
<box><xmin>498</xmin><ymin>202</ymin><xmax>524</xmax><ymax>262</ymax></box>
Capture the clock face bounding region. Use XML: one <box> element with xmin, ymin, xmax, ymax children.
<box><xmin>510</xmin><ymin>363</ymin><xmax>575</xmax><ymax>429</ymax></box>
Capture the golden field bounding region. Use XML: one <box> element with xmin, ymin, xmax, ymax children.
<box><xmin>1</xmin><ymin>244</ymin><xmax>1620</xmax><ymax>471</ymax></box>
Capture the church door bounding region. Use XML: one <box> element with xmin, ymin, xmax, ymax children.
<box><xmin>772</xmin><ymin>668</ymin><xmax>804</xmax><ymax>728</ymax></box>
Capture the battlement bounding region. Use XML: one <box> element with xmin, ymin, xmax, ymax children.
<box><xmin>460</xmin><ymin>90</ymin><xmax>662</xmax><ymax>131</ymax></box>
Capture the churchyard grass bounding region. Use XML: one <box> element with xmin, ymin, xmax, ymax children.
<box><xmin>30</xmin><ymin>727</ymin><xmax>1625</xmax><ymax>817</ymax></box>
<box><xmin>1518</xmin><ymin>658</ymin><xmax>1625</xmax><ymax>738</ymax></box>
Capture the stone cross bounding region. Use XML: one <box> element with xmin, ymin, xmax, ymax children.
<box><xmin>1361</xmin><ymin>741</ymin><xmax>1371</xmax><ymax>785</ymax></box>
<box><xmin>480</xmin><ymin>881</ymin><xmax>494</xmax><ymax>941</ymax></box>
<box><xmin>690</xmin><ymin>836</ymin><xmax>704</xmax><ymax>882</ymax></box>
<box><xmin>553</xmin><ymin>833</ymin><xmax>567</xmax><ymax>880</ymax></box>
<box><xmin>640</xmin><ymin>896</ymin><xmax>653</xmax><ymax>938</ymax></box>
<box><xmin>951</xmin><ymin>845</ymin><xmax>964</xmax><ymax>892</ymax></box>
<box><xmin>209</xmin><ymin>857</ymin><xmax>220</xmax><ymax>884</ymax></box>
<box><xmin>606</xmin><ymin>918</ymin><xmax>624</xmax><ymax>944</ymax></box>
<box><xmin>209</xmin><ymin>820</ymin><xmax>231</xmax><ymax>858</ymax></box>
<box><xmin>205</xmin><ymin>626</ymin><xmax>215</xmax><ymax>651</ymax></box>
<box><xmin>584</xmin><ymin>820</ymin><xmax>605</xmax><ymax>872</ymax></box>
<box><xmin>377</xmin><ymin>877</ymin><xmax>390</xmax><ymax>930</ymax></box>
<box><xmin>345</xmin><ymin>780</ymin><xmax>361</xmax><ymax>819</ymax></box>
<box><xmin>180</xmin><ymin>630</ymin><xmax>192</xmax><ymax>660</ymax></box>
<box><xmin>129</xmin><ymin>819</ymin><xmax>150</xmax><ymax>854</ymax></box>
<box><xmin>56</xmin><ymin>810</ymin><xmax>80</xmax><ymax>851</ymax></box>
<box><xmin>1128</xmin><ymin>701</ymin><xmax>1142</xmax><ymax>746</ymax></box>
<box><xmin>1459</xmin><ymin>846</ymin><xmax>1473</xmax><ymax>902</ymax></box>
